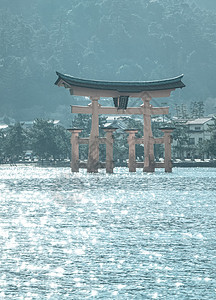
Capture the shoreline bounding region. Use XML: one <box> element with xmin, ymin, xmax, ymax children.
<box><xmin>173</xmin><ymin>160</ymin><xmax>216</xmax><ymax>168</ymax></box>
<box><xmin>1</xmin><ymin>160</ymin><xmax>216</xmax><ymax>168</ymax></box>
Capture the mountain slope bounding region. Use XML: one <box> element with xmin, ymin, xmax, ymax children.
<box><xmin>0</xmin><ymin>0</ymin><xmax>216</xmax><ymax>120</ymax></box>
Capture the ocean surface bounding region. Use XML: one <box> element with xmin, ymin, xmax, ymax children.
<box><xmin>0</xmin><ymin>166</ymin><xmax>216</xmax><ymax>299</ymax></box>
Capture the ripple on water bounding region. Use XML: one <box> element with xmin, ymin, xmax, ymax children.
<box><xmin>0</xmin><ymin>166</ymin><xmax>216</xmax><ymax>299</ymax></box>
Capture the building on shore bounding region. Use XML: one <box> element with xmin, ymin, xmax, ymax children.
<box><xmin>172</xmin><ymin>116</ymin><xmax>215</xmax><ymax>160</ymax></box>
<box><xmin>186</xmin><ymin>117</ymin><xmax>214</xmax><ymax>145</ymax></box>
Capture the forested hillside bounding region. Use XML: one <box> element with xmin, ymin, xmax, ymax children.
<box><xmin>0</xmin><ymin>0</ymin><xmax>216</xmax><ymax>121</ymax></box>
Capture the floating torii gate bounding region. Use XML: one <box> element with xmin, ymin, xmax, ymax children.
<box><xmin>55</xmin><ymin>72</ymin><xmax>185</xmax><ymax>173</ymax></box>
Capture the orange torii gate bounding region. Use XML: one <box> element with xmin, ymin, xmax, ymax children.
<box><xmin>55</xmin><ymin>72</ymin><xmax>185</xmax><ymax>173</ymax></box>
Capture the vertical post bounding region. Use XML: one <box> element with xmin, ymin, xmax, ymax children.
<box><xmin>87</xmin><ymin>97</ymin><xmax>100</xmax><ymax>173</ymax></box>
<box><xmin>142</xmin><ymin>94</ymin><xmax>155</xmax><ymax>172</ymax></box>
<box><xmin>125</xmin><ymin>129</ymin><xmax>138</xmax><ymax>172</ymax></box>
<box><xmin>160</xmin><ymin>128</ymin><xmax>174</xmax><ymax>172</ymax></box>
<box><xmin>103</xmin><ymin>128</ymin><xmax>117</xmax><ymax>173</ymax></box>
<box><xmin>68</xmin><ymin>129</ymin><xmax>82</xmax><ymax>172</ymax></box>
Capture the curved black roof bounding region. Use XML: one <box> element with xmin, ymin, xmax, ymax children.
<box><xmin>55</xmin><ymin>72</ymin><xmax>185</xmax><ymax>93</ymax></box>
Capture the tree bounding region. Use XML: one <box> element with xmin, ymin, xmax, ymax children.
<box><xmin>205</xmin><ymin>119</ymin><xmax>216</xmax><ymax>158</ymax></box>
<box><xmin>196</xmin><ymin>139</ymin><xmax>207</xmax><ymax>160</ymax></box>
<box><xmin>0</xmin><ymin>119</ymin><xmax>71</xmax><ymax>162</ymax></box>
<box><xmin>29</xmin><ymin>119</ymin><xmax>58</xmax><ymax>160</ymax></box>
<box><xmin>172</xmin><ymin>123</ymin><xmax>189</xmax><ymax>159</ymax></box>
<box><xmin>3</xmin><ymin>123</ymin><xmax>27</xmax><ymax>161</ymax></box>
<box><xmin>190</xmin><ymin>101</ymin><xmax>205</xmax><ymax>118</ymax></box>
<box><xmin>0</xmin><ymin>129</ymin><xmax>6</xmax><ymax>162</ymax></box>
<box><xmin>71</xmin><ymin>114</ymin><xmax>92</xmax><ymax>137</ymax></box>
<box><xmin>53</xmin><ymin>125</ymin><xmax>71</xmax><ymax>160</ymax></box>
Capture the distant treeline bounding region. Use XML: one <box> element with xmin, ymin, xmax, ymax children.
<box><xmin>0</xmin><ymin>120</ymin><xmax>70</xmax><ymax>163</ymax></box>
<box><xmin>0</xmin><ymin>115</ymin><xmax>216</xmax><ymax>164</ymax></box>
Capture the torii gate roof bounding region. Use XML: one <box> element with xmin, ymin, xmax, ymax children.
<box><xmin>55</xmin><ymin>72</ymin><xmax>185</xmax><ymax>98</ymax></box>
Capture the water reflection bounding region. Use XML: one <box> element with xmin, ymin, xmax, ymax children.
<box><xmin>0</xmin><ymin>166</ymin><xmax>216</xmax><ymax>299</ymax></box>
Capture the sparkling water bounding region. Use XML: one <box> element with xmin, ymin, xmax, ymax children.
<box><xmin>0</xmin><ymin>166</ymin><xmax>216</xmax><ymax>299</ymax></box>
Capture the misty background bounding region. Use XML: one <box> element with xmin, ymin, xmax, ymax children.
<box><xmin>1</xmin><ymin>0</ymin><xmax>216</xmax><ymax>124</ymax></box>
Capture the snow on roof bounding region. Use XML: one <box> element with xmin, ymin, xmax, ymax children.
<box><xmin>0</xmin><ymin>124</ymin><xmax>8</xmax><ymax>129</ymax></box>
<box><xmin>186</xmin><ymin>118</ymin><xmax>213</xmax><ymax>125</ymax></box>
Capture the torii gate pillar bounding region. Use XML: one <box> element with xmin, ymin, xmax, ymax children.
<box><xmin>125</xmin><ymin>129</ymin><xmax>138</xmax><ymax>172</ymax></box>
<box><xmin>87</xmin><ymin>97</ymin><xmax>100</xmax><ymax>173</ymax></box>
<box><xmin>160</xmin><ymin>128</ymin><xmax>174</xmax><ymax>172</ymax></box>
<box><xmin>143</xmin><ymin>95</ymin><xmax>155</xmax><ymax>172</ymax></box>
<box><xmin>68</xmin><ymin>129</ymin><xmax>82</xmax><ymax>172</ymax></box>
<box><xmin>103</xmin><ymin>128</ymin><xmax>117</xmax><ymax>173</ymax></box>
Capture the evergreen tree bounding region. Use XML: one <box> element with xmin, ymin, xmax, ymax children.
<box><xmin>172</xmin><ymin>124</ymin><xmax>189</xmax><ymax>159</ymax></box>
<box><xmin>0</xmin><ymin>129</ymin><xmax>6</xmax><ymax>162</ymax></box>
<box><xmin>29</xmin><ymin>119</ymin><xmax>57</xmax><ymax>160</ymax></box>
<box><xmin>190</xmin><ymin>101</ymin><xmax>205</xmax><ymax>118</ymax></box>
<box><xmin>53</xmin><ymin>125</ymin><xmax>71</xmax><ymax>160</ymax></box>
<box><xmin>3</xmin><ymin>123</ymin><xmax>27</xmax><ymax>161</ymax></box>
<box><xmin>205</xmin><ymin>119</ymin><xmax>216</xmax><ymax>158</ymax></box>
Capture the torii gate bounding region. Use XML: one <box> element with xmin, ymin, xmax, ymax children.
<box><xmin>55</xmin><ymin>72</ymin><xmax>185</xmax><ymax>173</ymax></box>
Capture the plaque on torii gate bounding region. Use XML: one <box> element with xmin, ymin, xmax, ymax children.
<box><xmin>55</xmin><ymin>72</ymin><xmax>185</xmax><ymax>173</ymax></box>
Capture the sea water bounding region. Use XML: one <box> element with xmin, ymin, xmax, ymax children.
<box><xmin>0</xmin><ymin>166</ymin><xmax>215</xmax><ymax>299</ymax></box>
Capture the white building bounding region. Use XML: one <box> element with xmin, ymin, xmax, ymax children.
<box><xmin>186</xmin><ymin>117</ymin><xmax>215</xmax><ymax>146</ymax></box>
<box><xmin>172</xmin><ymin>116</ymin><xmax>215</xmax><ymax>159</ymax></box>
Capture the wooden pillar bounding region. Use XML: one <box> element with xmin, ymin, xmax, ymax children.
<box><xmin>142</xmin><ymin>95</ymin><xmax>155</xmax><ymax>172</ymax></box>
<box><xmin>125</xmin><ymin>129</ymin><xmax>138</xmax><ymax>172</ymax></box>
<box><xmin>160</xmin><ymin>128</ymin><xmax>174</xmax><ymax>172</ymax></box>
<box><xmin>103</xmin><ymin>128</ymin><xmax>117</xmax><ymax>173</ymax></box>
<box><xmin>68</xmin><ymin>129</ymin><xmax>82</xmax><ymax>172</ymax></box>
<box><xmin>87</xmin><ymin>97</ymin><xmax>100</xmax><ymax>173</ymax></box>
